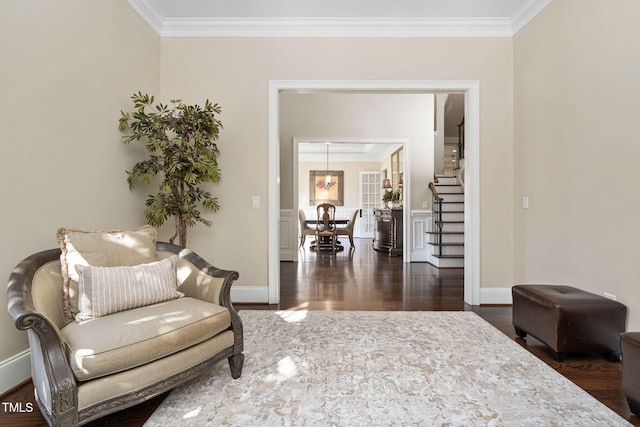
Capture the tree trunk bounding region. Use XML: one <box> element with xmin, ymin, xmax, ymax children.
<box><xmin>178</xmin><ymin>215</ymin><xmax>187</xmax><ymax>247</ymax></box>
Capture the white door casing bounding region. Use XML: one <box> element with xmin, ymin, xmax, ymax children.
<box><xmin>269</xmin><ymin>80</ymin><xmax>480</xmax><ymax>306</ymax></box>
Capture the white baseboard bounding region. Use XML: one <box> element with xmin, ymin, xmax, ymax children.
<box><xmin>0</xmin><ymin>349</ymin><xmax>31</xmax><ymax>395</ymax></box>
<box><xmin>480</xmin><ymin>288</ymin><xmax>513</xmax><ymax>305</ymax></box>
<box><xmin>231</xmin><ymin>286</ymin><xmax>269</xmax><ymax>303</ymax></box>
<box><xmin>231</xmin><ymin>285</ymin><xmax>511</xmax><ymax>305</ymax></box>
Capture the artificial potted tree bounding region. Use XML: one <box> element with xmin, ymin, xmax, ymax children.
<box><xmin>119</xmin><ymin>92</ymin><xmax>225</xmax><ymax>247</ymax></box>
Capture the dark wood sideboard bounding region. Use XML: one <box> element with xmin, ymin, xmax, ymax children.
<box><xmin>373</xmin><ymin>208</ymin><xmax>403</xmax><ymax>256</ymax></box>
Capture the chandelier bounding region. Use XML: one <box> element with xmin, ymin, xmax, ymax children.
<box><xmin>324</xmin><ymin>142</ymin><xmax>332</xmax><ymax>189</ymax></box>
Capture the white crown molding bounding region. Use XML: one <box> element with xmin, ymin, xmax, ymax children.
<box><xmin>128</xmin><ymin>0</ymin><xmax>551</xmax><ymax>38</ymax></box>
<box><xmin>511</xmin><ymin>0</ymin><xmax>553</xmax><ymax>35</ymax></box>
<box><xmin>160</xmin><ymin>17</ymin><xmax>514</xmax><ymax>38</ymax></box>
<box><xmin>127</xmin><ymin>0</ymin><xmax>164</xmax><ymax>34</ymax></box>
<box><xmin>127</xmin><ymin>0</ymin><xmax>552</xmax><ymax>37</ymax></box>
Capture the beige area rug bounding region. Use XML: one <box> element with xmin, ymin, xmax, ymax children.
<box><xmin>145</xmin><ymin>311</ymin><xmax>630</xmax><ymax>426</ymax></box>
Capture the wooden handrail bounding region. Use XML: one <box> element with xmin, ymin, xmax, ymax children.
<box><xmin>457</xmin><ymin>117</ymin><xmax>465</xmax><ymax>160</ymax></box>
<box><xmin>429</xmin><ymin>182</ymin><xmax>443</xmax><ymax>201</ymax></box>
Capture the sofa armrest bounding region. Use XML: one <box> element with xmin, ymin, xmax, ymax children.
<box><xmin>7</xmin><ymin>249</ymin><xmax>79</xmax><ymax>425</ymax></box>
<box><xmin>156</xmin><ymin>242</ymin><xmax>243</xmax><ymax>353</ymax></box>
<box><xmin>156</xmin><ymin>242</ymin><xmax>239</xmax><ymax>306</ymax></box>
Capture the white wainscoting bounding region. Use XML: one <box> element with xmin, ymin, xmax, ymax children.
<box><xmin>409</xmin><ymin>210</ymin><xmax>432</xmax><ymax>262</ymax></box>
<box><xmin>280</xmin><ymin>209</ymin><xmax>295</xmax><ymax>262</ymax></box>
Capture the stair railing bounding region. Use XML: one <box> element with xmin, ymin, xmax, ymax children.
<box><xmin>457</xmin><ymin>117</ymin><xmax>465</xmax><ymax>161</ymax></box>
<box><xmin>429</xmin><ymin>182</ymin><xmax>444</xmax><ymax>257</ymax></box>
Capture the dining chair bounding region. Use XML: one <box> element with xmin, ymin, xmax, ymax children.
<box><xmin>335</xmin><ymin>209</ymin><xmax>359</xmax><ymax>248</ymax></box>
<box><xmin>298</xmin><ymin>209</ymin><xmax>316</xmax><ymax>248</ymax></box>
<box><xmin>315</xmin><ymin>203</ymin><xmax>338</xmax><ymax>253</ymax></box>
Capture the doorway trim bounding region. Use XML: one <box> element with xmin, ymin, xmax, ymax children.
<box><xmin>268</xmin><ymin>80</ymin><xmax>480</xmax><ymax>305</ymax></box>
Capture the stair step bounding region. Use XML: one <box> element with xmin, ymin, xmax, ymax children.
<box><xmin>426</xmin><ymin>233</ymin><xmax>463</xmax><ymax>244</ymax></box>
<box><xmin>437</xmin><ymin>193</ymin><xmax>464</xmax><ymax>203</ymax></box>
<box><xmin>439</xmin><ymin>203</ymin><xmax>464</xmax><ymax>212</ymax></box>
<box><xmin>428</xmin><ymin>256</ymin><xmax>464</xmax><ymax>268</ymax></box>
<box><xmin>431</xmin><ymin>176</ymin><xmax>465</xmax><ymax>265</ymax></box>
<box><xmin>434</xmin><ymin>176</ymin><xmax>458</xmax><ymax>185</ymax></box>
<box><xmin>433</xmin><ymin>221</ymin><xmax>464</xmax><ymax>233</ymax></box>
<box><xmin>434</xmin><ymin>212</ymin><xmax>464</xmax><ymax>221</ymax></box>
<box><xmin>436</xmin><ymin>203</ymin><xmax>464</xmax><ymax>213</ymax></box>
<box><xmin>436</xmin><ymin>223</ymin><xmax>464</xmax><ymax>228</ymax></box>
<box><xmin>434</xmin><ymin>185</ymin><xmax>464</xmax><ymax>194</ymax></box>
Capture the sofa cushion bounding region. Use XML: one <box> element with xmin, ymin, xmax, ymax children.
<box><xmin>74</xmin><ymin>255</ymin><xmax>181</xmax><ymax>321</ymax></box>
<box><xmin>61</xmin><ymin>297</ymin><xmax>230</xmax><ymax>381</ymax></box>
<box><xmin>57</xmin><ymin>225</ymin><xmax>158</xmax><ymax>322</ymax></box>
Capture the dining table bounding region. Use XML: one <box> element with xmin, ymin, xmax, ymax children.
<box><xmin>304</xmin><ymin>219</ymin><xmax>349</xmax><ymax>252</ymax></box>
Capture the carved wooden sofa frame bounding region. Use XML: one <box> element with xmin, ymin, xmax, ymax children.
<box><xmin>7</xmin><ymin>242</ymin><xmax>244</xmax><ymax>426</ymax></box>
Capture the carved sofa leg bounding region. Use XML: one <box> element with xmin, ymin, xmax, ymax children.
<box><xmin>228</xmin><ymin>353</ymin><xmax>244</xmax><ymax>379</ymax></box>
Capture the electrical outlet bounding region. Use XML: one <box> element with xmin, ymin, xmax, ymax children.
<box><xmin>252</xmin><ymin>196</ymin><xmax>260</xmax><ymax>208</ymax></box>
<box><xmin>422</xmin><ymin>201</ymin><xmax>428</xmax><ymax>209</ymax></box>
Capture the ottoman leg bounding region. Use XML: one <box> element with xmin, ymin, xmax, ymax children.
<box><xmin>514</xmin><ymin>326</ymin><xmax>527</xmax><ymax>339</ymax></box>
<box><xmin>554</xmin><ymin>352</ymin><xmax>567</xmax><ymax>362</ymax></box>
<box><xmin>607</xmin><ymin>351</ymin><xmax>622</xmax><ymax>362</ymax></box>
<box><xmin>628</xmin><ymin>398</ymin><xmax>640</xmax><ymax>418</ymax></box>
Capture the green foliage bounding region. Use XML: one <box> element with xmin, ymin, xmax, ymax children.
<box><xmin>119</xmin><ymin>92</ymin><xmax>224</xmax><ymax>246</ymax></box>
<box><xmin>382</xmin><ymin>190</ymin><xmax>402</xmax><ymax>203</ymax></box>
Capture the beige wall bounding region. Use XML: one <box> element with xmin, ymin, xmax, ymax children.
<box><xmin>298</xmin><ymin>160</ymin><xmax>383</xmax><ymax>211</ymax></box>
<box><xmin>160</xmin><ymin>37</ymin><xmax>514</xmax><ymax>292</ymax></box>
<box><xmin>514</xmin><ymin>0</ymin><xmax>640</xmax><ymax>329</ymax></box>
<box><xmin>7</xmin><ymin>0</ymin><xmax>640</xmax><ymax>395</ymax></box>
<box><xmin>280</xmin><ymin>92</ymin><xmax>434</xmax><ymax>211</ymax></box>
<box><xmin>0</xmin><ymin>1</ymin><xmax>160</xmax><ymax>365</ymax></box>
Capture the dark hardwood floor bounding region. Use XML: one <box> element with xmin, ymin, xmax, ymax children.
<box><xmin>2</xmin><ymin>238</ymin><xmax>638</xmax><ymax>426</ymax></box>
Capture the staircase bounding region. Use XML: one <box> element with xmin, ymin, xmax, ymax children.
<box><xmin>426</xmin><ymin>176</ymin><xmax>464</xmax><ymax>268</ymax></box>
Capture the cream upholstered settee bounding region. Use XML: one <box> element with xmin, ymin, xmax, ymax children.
<box><xmin>7</xmin><ymin>226</ymin><xmax>244</xmax><ymax>426</ymax></box>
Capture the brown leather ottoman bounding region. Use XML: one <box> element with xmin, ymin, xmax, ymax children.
<box><xmin>622</xmin><ymin>332</ymin><xmax>640</xmax><ymax>417</ymax></box>
<box><xmin>512</xmin><ymin>285</ymin><xmax>627</xmax><ymax>362</ymax></box>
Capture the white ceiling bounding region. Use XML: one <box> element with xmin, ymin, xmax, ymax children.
<box><xmin>128</xmin><ymin>0</ymin><xmax>552</xmax><ymax>37</ymax></box>
<box><xmin>299</xmin><ymin>142</ymin><xmax>402</xmax><ymax>163</ymax></box>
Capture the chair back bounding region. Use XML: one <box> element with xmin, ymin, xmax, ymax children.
<box><xmin>299</xmin><ymin>209</ymin><xmax>307</xmax><ymax>228</ymax></box>
<box><xmin>316</xmin><ymin>203</ymin><xmax>337</xmax><ymax>232</ymax></box>
<box><xmin>346</xmin><ymin>209</ymin><xmax>359</xmax><ymax>230</ymax></box>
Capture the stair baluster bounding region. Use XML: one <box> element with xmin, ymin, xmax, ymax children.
<box><xmin>429</xmin><ymin>182</ymin><xmax>444</xmax><ymax>257</ymax></box>
<box><xmin>457</xmin><ymin>117</ymin><xmax>465</xmax><ymax>161</ymax></box>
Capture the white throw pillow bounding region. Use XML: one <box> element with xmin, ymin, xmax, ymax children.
<box><xmin>74</xmin><ymin>255</ymin><xmax>181</xmax><ymax>322</ymax></box>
